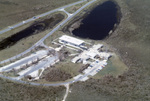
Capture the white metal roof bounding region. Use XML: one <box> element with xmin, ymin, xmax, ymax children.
<box><xmin>59</xmin><ymin>35</ymin><xmax>84</xmax><ymax>46</ymax></box>
<box><xmin>86</xmin><ymin>52</ymin><xmax>97</xmax><ymax>58</ymax></box>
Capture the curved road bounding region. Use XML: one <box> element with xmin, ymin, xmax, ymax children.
<box><xmin>0</xmin><ymin>0</ymin><xmax>89</xmax><ymax>65</ymax></box>
<box><xmin>0</xmin><ymin>0</ymin><xmax>97</xmax><ymax>86</ymax></box>
<box><xmin>0</xmin><ymin>62</ymin><xmax>98</xmax><ymax>87</ymax></box>
<box><xmin>0</xmin><ymin>0</ymin><xmax>87</xmax><ymax>34</ymax></box>
<box><xmin>0</xmin><ymin>0</ymin><xmax>87</xmax><ymax>64</ymax></box>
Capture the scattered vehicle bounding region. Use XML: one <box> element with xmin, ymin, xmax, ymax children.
<box><xmin>33</xmin><ymin>17</ymin><xmax>36</xmax><ymax>19</ymax></box>
<box><xmin>8</xmin><ymin>26</ymin><xmax>14</xmax><ymax>29</ymax></box>
<box><xmin>96</xmin><ymin>61</ymin><xmax>99</xmax><ymax>63</ymax></box>
<box><xmin>23</xmin><ymin>21</ymin><xmax>26</xmax><ymax>24</ymax></box>
<box><xmin>89</xmin><ymin>65</ymin><xmax>93</xmax><ymax>68</ymax></box>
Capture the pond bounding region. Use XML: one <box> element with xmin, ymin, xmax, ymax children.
<box><xmin>0</xmin><ymin>14</ymin><xmax>64</xmax><ymax>51</ymax></box>
<box><xmin>72</xmin><ymin>1</ymin><xmax>120</xmax><ymax>40</ymax></box>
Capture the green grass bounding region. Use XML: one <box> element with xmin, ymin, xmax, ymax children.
<box><xmin>66</xmin><ymin>0</ymin><xmax>150</xmax><ymax>101</ymax></box>
<box><xmin>67</xmin><ymin>82</ymin><xmax>116</xmax><ymax>101</ymax></box>
<box><xmin>0</xmin><ymin>12</ymin><xmax>66</xmax><ymax>61</ymax></box>
<box><xmin>0</xmin><ymin>29</ymin><xmax>49</xmax><ymax>61</ymax></box>
<box><xmin>1</xmin><ymin>0</ymin><xmax>150</xmax><ymax>100</ymax></box>
<box><xmin>65</xmin><ymin>1</ymin><xmax>88</xmax><ymax>14</ymax></box>
<box><xmin>93</xmin><ymin>54</ymin><xmax>128</xmax><ymax>79</ymax></box>
<box><xmin>44</xmin><ymin>30</ymin><xmax>66</xmax><ymax>47</ymax></box>
<box><xmin>0</xmin><ymin>78</ymin><xmax>65</xmax><ymax>101</ymax></box>
<box><xmin>0</xmin><ymin>0</ymin><xmax>80</xmax><ymax>29</ymax></box>
<box><xmin>55</xmin><ymin>60</ymin><xmax>83</xmax><ymax>77</ymax></box>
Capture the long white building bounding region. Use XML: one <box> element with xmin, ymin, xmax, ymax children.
<box><xmin>59</xmin><ymin>35</ymin><xmax>87</xmax><ymax>49</ymax></box>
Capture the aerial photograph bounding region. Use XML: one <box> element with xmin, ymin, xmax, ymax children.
<box><xmin>0</xmin><ymin>0</ymin><xmax>150</xmax><ymax>101</ymax></box>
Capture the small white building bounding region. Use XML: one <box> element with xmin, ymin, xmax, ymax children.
<box><xmin>59</xmin><ymin>35</ymin><xmax>87</xmax><ymax>49</ymax></box>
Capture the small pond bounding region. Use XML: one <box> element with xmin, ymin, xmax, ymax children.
<box><xmin>0</xmin><ymin>14</ymin><xmax>64</xmax><ymax>51</ymax></box>
<box><xmin>72</xmin><ymin>1</ymin><xmax>120</xmax><ymax>40</ymax></box>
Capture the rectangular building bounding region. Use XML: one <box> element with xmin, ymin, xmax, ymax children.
<box><xmin>59</xmin><ymin>35</ymin><xmax>85</xmax><ymax>47</ymax></box>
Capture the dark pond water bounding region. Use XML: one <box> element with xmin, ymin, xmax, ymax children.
<box><xmin>72</xmin><ymin>1</ymin><xmax>119</xmax><ymax>40</ymax></box>
<box><xmin>0</xmin><ymin>14</ymin><xmax>64</xmax><ymax>51</ymax></box>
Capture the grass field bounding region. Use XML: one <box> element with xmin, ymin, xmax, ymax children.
<box><xmin>93</xmin><ymin>53</ymin><xmax>128</xmax><ymax>79</ymax></box>
<box><xmin>65</xmin><ymin>1</ymin><xmax>88</xmax><ymax>14</ymax></box>
<box><xmin>44</xmin><ymin>30</ymin><xmax>66</xmax><ymax>47</ymax></box>
<box><xmin>0</xmin><ymin>0</ymin><xmax>80</xmax><ymax>29</ymax></box>
<box><xmin>0</xmin><ymin>12</ymin><xmax>66</xmax><ymax>61</ymax></box>
<box><xmin>0</xmin><ymin>0</ymin><xmax>150</xmax><ymax>100</ymax></box>
<box><xmin>66</xmin><ymin>0</ymin><xmax>150</xmax><ymax>100</ymax></box>
<box><xmin>55</xmin><ymin>59</ymin><xmax>83</xmax><ymax>77</ymax></box>
<box><xmin>0</xmin><ymin>78</ymin><xmax>65</xmax><ymax>101</ymax></box>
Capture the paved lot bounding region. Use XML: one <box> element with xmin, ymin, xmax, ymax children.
<box><xmin>17</xmin><ymin>55</ymin><xmax>58</xmax><ymax>80</ymax></box>
<box><xmin>0</xmin><ymin>50</ymin><xmax>48</xmax><ymax>72</ymax></box>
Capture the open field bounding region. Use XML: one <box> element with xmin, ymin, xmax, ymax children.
<box><xmin>0</xmin><ymin>78</ymin><xmax>65</xmax><ymax>101</ymax></box>
<box><xmin>67</xmin><ymin>82</ymin><xmax>116</xmax><ymax>101</ymax></box>
<box><xmin>44</xmin><ymin>31</ymin><xmax>66</xmax><ymax>47</ymax></box>
<box><xmin>0</xmin><ymin>30</ymin><xmax>49</xmax><ymax>61</ymax></box>
<box><xmin>65</xmin><ymin>1</ymin><xmax>89</xmax><ymax>14</ymax></box>
<box><xmin>0</xmin><ymin>0</ymin><xmax>80</xmax><ymax>29</ymax></box>
<box><xmin>92</xmin><ymin>53</ymin><xmax>128</xmax><ymax>79</ymax></box>
<box><xmin>54</xmin><ymin>60</ymin><xmax>83</xmax><ymax>77</ymax></box>
<box><xmin>43</xmin><ymin>68</ymin><xmax>72</xmax><ymax>82</ymax></box>
<box><xmin>0</xmin><ymin>12</ymin><xmax>66</xmax><ymax>61</ymax></box>
<box><xmin>0</xmin><ymin>11</ymin><xmax>66</xmax><ymax>39</ymax></box>
<box><xmin>66</xmin><ymin>0</ymin><xmax>150</xmax><ymax>101</ymax></box>
<box><xmin>0</xmin><ymin>0</ymin><xmax>150</xmax><ymax>100</ymax></box>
